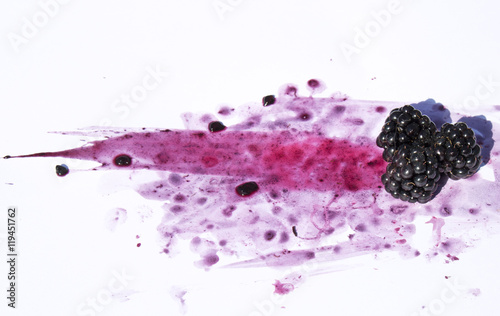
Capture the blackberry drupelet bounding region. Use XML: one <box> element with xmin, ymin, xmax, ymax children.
<box><xmin>434</xmin><ymin>122</ymin><xmax>482</xmax><ymax>180</ymax></box>
<box><xmin>381</xmin><ymin>144</ymin><xmax>441</xmax><ymax>203</ymax></box>
<box><xmin>376</xmin><ymin>105</ymin><xmax>437</xmax><ymax>162</ymax></box>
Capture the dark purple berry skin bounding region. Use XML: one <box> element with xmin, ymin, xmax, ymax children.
<box><xmin>376</xmin><ymin>105</ymin><xmax>437</xmax><ymax>162</ymax></box>
<box><xmin>382</xmin><ymin>144</ymin><xmax>440</xmax><ymax>204</ymax></box>
<box><xmin>434</xmin><ymin>122</ymin><xmax>482</xmax><ymax>180</ymax></box>
<box><xmin>208</xmin><ymin>121</ymin><xmax>226</xmax><ymax>132</ymax></box>
<box><xmin>262</xmin><ymin>95</ymin><xmax>276</xmax><ymax>107</ymax></box>
<box><xmin>55</xmin><ymin>164</ymin><xmax>69</xmax><ymax>176</ymax></box>
<box><xmin>114</xmin><ymin>154</ymin><xmax>132</xmax><ymax>166</ymax></box>
<box><xmin>235</xmin><ymin>181</ymin><xmax>259</xmax><ymax>197</ymax></box>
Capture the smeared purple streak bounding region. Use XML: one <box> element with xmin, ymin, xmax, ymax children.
<box><xmin>11</xmin><ymin>130</ymin><xmax>385</xmax><ymax>193</ymax></box>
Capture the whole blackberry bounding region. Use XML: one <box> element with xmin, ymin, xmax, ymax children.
<box><xmin>381</xmin><ymin>144</ymin><xmax>441</xmax><ymax>203</ymax></box>
<box><xmin>434</xmin><ymin>122</ymin><xmax>482</xmax><ymax>180</ymax></box>
<box><xmin>376</xmin><ymin>105</ymin><xmax>437</xmax><ymax>162</ymax></box>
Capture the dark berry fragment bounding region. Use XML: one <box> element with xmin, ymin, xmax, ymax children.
<box><xmin>434</xmin><ymin>122</ymin><xmax>482</xmax><ymax>180</ymax></box>
<box><xmin>262</xmin><ymin>95</ymin><xmax>276</xmax><ymax>107</ymax></box>
<box><xmin>114</xmin><ymin>154</ymin><xmax>132</xmax><ymax>166</ymax></box>
<box><xmin>208</xmin><ymin>121</ymin><xmax>226</xmax><ymax>132</ymax></box>
<box><xmin>382</xmin><ymin>144</ymin><xmax>441</xmax><ymax>204</ymax></box>
<box><xmin>376</xmin><ymin>105</ymin><xmax>437</xmax><ymax>162</ymax></box>
<box><xmin>55</xmin><ymin>164</ymin><xmax>69</xmax><ymax>176</ymax></box>
<box><xmin>235</xmin><ymin>181</ymin><xmax>259</xmax><ymax>197</ymax></box>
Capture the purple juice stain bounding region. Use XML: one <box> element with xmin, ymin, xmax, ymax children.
<box><xmin>282</xmin><ymin>85</ymin><xmax>298</xmax><ymax>97</ymax></box>
<box><xmin>203</xmin><ymin>254</ymin><xmax>219</xmax><ymax>266</ymax></box>
<box><xmin>104</xmin><ymin>207</ymin><xmax>128</xmax><ymax>231</ymax></box>
<box><xmin>6</xmin><ymin>82</ymin><xmax>500</xmax><ymax>282</ymax></box>
<box><xmin>273</xmin><ymin>280</ymin><xmax>294</xmax><ymax>295</ymax></box>
<box><xmin>264</xmin><ymin>230</ymin><xmax>277</xmax><ymax>241</ymax></box>
<box><xmin>306</xmin><ymin>78</ymin><xmax>326</xmax><ymax>94</ymax></box>
<box><xmin>307</xmin><ymin>79</ymin><xmax>320</xmax><ymax>88</ymax></box>
<box><xmin>299</xmin><ymin>112</ymin><xmax>312</xmax><ymax>121</ymax></box>
<box><xmin>217</xmin><ymin>106</ymin><xmax>234</xmax><ymax>115</ymax></box>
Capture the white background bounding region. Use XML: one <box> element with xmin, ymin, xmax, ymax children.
<box><xmin>1</xmin><ymin>0</ymin><xmax>500</xmax><ymax>315</ymax></box>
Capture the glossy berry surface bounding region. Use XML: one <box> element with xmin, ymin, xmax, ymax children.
<box><xmin>382</xmin><ymin>144</ymin><xmax>441</xmax><ymax>204</ymax></box>
<box><xmin>376</xmin><ymin>105</ymin><xmax>437</xmax><ymax>162</ymax></box>
<box><xmin>208</xmin><ymin>121</ymin><xmax>227</xmax><ymax>132</ymax></box>
<box><xmin>55</xmin><ymin>164</ymin><xmax>69</xmax><ymax>176</ymax></box>
<box><xmin>434</xmin><ymin>122</ymin><xmax>482</xmax><ymax>180</ymax></box>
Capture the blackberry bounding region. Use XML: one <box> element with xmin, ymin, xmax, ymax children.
<box><xmin>433</xmin><ymin>122</ymin><xmax>482</xmax><ymax>180</ymax></box>
<box><xmin>376</xmin><ymin>105</ymin><xmax>437</xmax><ymax>162</ymax></box>
<box><xmin>381</xmin><ymin>144</ymin><xmax>441</xmax><ymax>204</ymax></box>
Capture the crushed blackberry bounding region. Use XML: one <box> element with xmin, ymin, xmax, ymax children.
<box><xmin>381</xmin><ymin>144</ymin><xmax>440</xmax><ymax>204</ymax></box>
<box><xmin>262</xmin><ymin>95</ymin><xmax>276</xmax><ymax>107</ymax></box>
<box><xmin>434</xmin><ymin>122</ymin><xmax>482</xmax><ymax>180</ymax></box>
<box><xmin>235</xmin><ymin>181</ymin><xmax>259</xmax><ymax>197</ymax></box>
<box><xmin>114</xmin><ymin>154</ymin><xmax>132</xmax><ymax>166</ymax></box>
<box><xmin>208</xmin><ymin>121</ymin><xmax>226</xmax><ymax>132</ymax></box>
<box><xmin>376</xmin><ymin>105</ymin><xmax>437</xmax><ymax>162</ymax></box>
<box><xmin>55</xmin><ymin>164</ymin><xmax>69</xmax><ymax>176</ymax></box>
